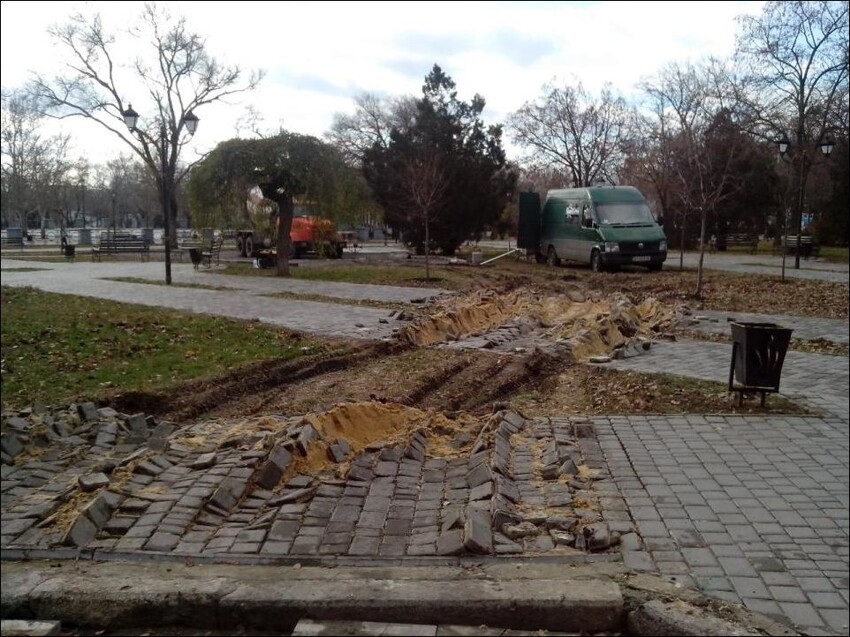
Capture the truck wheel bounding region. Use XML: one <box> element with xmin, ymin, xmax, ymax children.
<box><xmin>331</xmin><ymin>244</ymin><xmax>343</xmax><ymax>259</ymax></box>
<box><xmin>236</xmin><ymin>235</ymin><xmax>245</xmax><ymax>257</ymax></box>
<box><xmin>546</xmin><ymin>246</ymin><xmax>560</xmax><ymax>267</ymax></box>
<box><xmin>534</xmin><ymin>251</ymin><xmax>546</xmax><ymax>264</ymax></box>
<box><xmin>648</xmin><ymin>262</ymin><xmax>663</xmax><ymax>272</ymax></box>
<box><xmin>243</xmin><ymin>235</ymin><xmax>254</xmax><ymax>258</ymax></box>
<box><xmin>590</xmin><ymin>249</ymin><xmax>604</xmax><ymax>272</ymax></box>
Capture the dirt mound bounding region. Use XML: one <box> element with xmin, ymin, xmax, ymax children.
<box><xmin>400</xmin><ymin>286</ymin><xmax>684</xmax><ymax>362</ymax></box>
<box><xmin>290</xmin><ymin>401</ymin><xmax>484</xmax><ymax>478</ymax></box>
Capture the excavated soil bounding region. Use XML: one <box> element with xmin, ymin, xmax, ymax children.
<box><xmin>107</xmin><ymin>278</ymin><xmax>808</xmax><ymax>425</ymax></box>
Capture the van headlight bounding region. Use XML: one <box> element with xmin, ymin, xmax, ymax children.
<box><xmin>604</xmin><ymin>242</ymin><xmax>619</xmax><ymax>253</ymax></box>
<box><xmin>659</xmin><ymin>240</ymin><xmax>667</xmax><ymax>252</ymax></box>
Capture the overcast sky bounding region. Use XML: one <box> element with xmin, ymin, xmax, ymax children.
<box><xmin>1</xmin><ymin>0</ymin><xmax>766</xmax><ymax>163</ymax></box>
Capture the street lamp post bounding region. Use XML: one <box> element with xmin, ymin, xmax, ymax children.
<box><xmin>111</xmin><ymin>191</ymin><xmax>117</xmax><ymax>237</ymax></box>
<box><xmin>121</xmin><ymin>105</ymin><xmax>199</xmax><ymax>284</ymax></box>
<box><xmin>776</xmin><ymin>135</ymin><xmax>834</xmax><ymax>270</ymax></box>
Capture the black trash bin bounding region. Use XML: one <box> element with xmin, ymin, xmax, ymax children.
<box><xmin>64</xmin><ymin>244</ymin><xmax>76</xmax><ymax>260</ymax></box>
<box><xmin>728</xmin><ymin>321</ymin><xmax>793</xmax><ymax>406</ymax></box>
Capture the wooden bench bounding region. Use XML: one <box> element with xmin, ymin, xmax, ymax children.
<box><xmin>779</xmin><ymin>235</ymin><xmax>820</xmax><ymax>259</ymax></box>
<box><xmin>92</xmin><ymin>232</ymin><xmax>150</xmax><ymax>261</ymax></box>
<box><xmin>710</xmin><ymin>233</ymin><xmax>758</xmax><ymax>254</ymax></box>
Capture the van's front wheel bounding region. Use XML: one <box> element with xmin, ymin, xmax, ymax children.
<box><xmin>590</xmin><ymin>249</ymin><xmax>604</xmax><ymax>272</ymax></box>
<box><xmin>546</xmin><ymin>246</ymin><xmax>560</xmax><ymax>267</ymax></box>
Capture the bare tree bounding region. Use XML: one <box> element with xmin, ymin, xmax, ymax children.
<box><xmin>327</xmin><ymin>93</ymin><xmax>417</xmax><ymax>165</ymax></box>
<box><xmin>402</xmin><ymin>150</ymin><xmax>449</xmax><ymax>280</ymax></box>
<box><xmin>642</xmin><ymin>61</ymin><xmax>755</xmax><ymax>297</ymax></box>
<box><xmin>1</xmin><ymin>90</ymin><xmax>71</xmax><ymax>230</ymax></box>
<box><xmin>735</xmin><ymin>0</ymin><xmax>848</xmax><ymax>267</ymax></box>
<box><xmin>508</xmin><ymin>82</ymin><xmax>629</xmax><ymax>186</ymax></box>
<box><xmin>27</xmin><ymin>4</ymin><xmax>261</xmax><ymax>276</ymax></box>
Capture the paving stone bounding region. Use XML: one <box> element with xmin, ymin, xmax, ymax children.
<box><xmin>296</xmin><ymin>424</ymin><xmax>318</xmax><ymax>455</ymax></box>
<box><xmin>62</xmin><ymin>514</ymin><xmax>97</xmax><ymax>547</ymax></box>
<box><xmin>436</xmin><ymin>529</ymin><xmax>465</xmax><ymax>556</ymax></box>
<box><xmin>466</xmin><ymin>462</ymin><xmax>491</xmax><ymax>488</ymax></box>
<box><xmin>463</xmin><ymin>507</ymin><xmax>493</xmax><ymax>554</ymax></box>
<box><xmin>83</xmin><ymin>495</ymin><xmax>114</xmax><ymax>528</ymax></box>
<box><xmin>468</xmin><ymin>481</ymin><xmax>492</xmax><ymax>501</ymax></box>
<box><xmin>0</xmin><ymin>434</ymin><xmax>23</xmax><ymax>458</ymax></box>
<box><xmin>76</xmin><ymin>472</ymin><xmax>110</xmax><ymax>492</ymax></box>
<box><xmin>77</xmin><ymin>402</ymin><xmax>100</xmax><ymax>422</ymax></box>
<box><xmin>347</xmin><ymin>465</ymin><xmax>373</xmax><ymax>482</ymax></box>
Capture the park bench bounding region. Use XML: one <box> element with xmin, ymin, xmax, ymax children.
<box><xmin>91</xmin><ymin>232</ymin><xmax>150</xmax><ymax>262</ymax></box>
<box><xmin>1</xmin><ymin>229</ymin><xmax>24</xmax><ymax>250</ymax></box>
<box><xmin>779</xmin><ymin>235</ymin><xmax>820</xmax><ymax>259</ymax></box>
<box><xmin>710</xmin><ymin>233</ymin><xmax>758</xmax><ymax>254</ymax></box>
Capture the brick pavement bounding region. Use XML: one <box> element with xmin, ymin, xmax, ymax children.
<box><xmin>2</xmin><ymin>252</ymin><xmax>847</xmax><ymax>635</ymax></box>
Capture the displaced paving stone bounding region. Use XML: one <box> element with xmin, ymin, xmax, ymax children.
<box><xmin>78</xmin><ymin>472</ymin><xmax>110</xmax><ymax>492</ymax></box>
<box><xmin>0</xmin><ymin>434</ymin><xmax>24</xmax><ymax>458</ymax></box>
<box><xmin>463</xmin><ymin>507</ymin><xmax>493</xmax><ymax>554</ymax></box>
<box><xmin>503</xmin><ymin>521</ymin><xmax>539</xmax><ymax>541</ymax></box>
<box><xmin>190</xmin><ymin>453</ymin><xmax>217</xmax><ymax>470</ymax></box>
<box><xmin>133</xmin><ymin>461</ymin><xmax>163</xmax><ymax>477</ymax></box>
<box><xmin>436</xmin><ymin>529</ymin><xmax>465</xmax><ymax>556</ymax></box>
<box><xmin>550</xmin><ymin>529</ymin><xmax>576</xmax><ymax>546</ymax></box>
<box><xmin>468</xmin><ymin>481</ymin><xmax>493</xmax><ymax>501</ymax></box>
<box><xmin>347</xmin><ymin>465</ymin><xmax>373</xmax><ymax>482</ymax></box>
<box><xmin>83</xmin><ymin>495</ymin><xmax>113</xmax><ymax>528</ymax></box>
<box><xmin>5</xmin><ymin>416</ymin><xmax>30</xmax><ymax>432</ymax></box>
<box><xmin>62</xmin><ymin>514</ymin><xmax>97</xmax><ymax>547</ymax></box>
<box><xmin>208</xmin><ymin>477</ymin><xmax>246</xmax><ymax>511</ymax></box>
<box><xmin>466</xmin><ymin>462</ymin><xmax>491</xmax><ymax>488</ymax></box>
<box><xmin>296</xmin><ymin>424</ymin><xmax>318</xmax><ymax>455</ymax></box>
<box><xmin>271</xmin><ymin>487</ymin><xmax>316</xmax><ymax>505</ymax></box>
<box><xmin>126</xmin><ymin>413</ymin><xmax>149</xmax><ymax>442</ymax></box>
<box><xmin>77</xmin><ymin>402</ymin><xmax>99</xmax><ymax>422</ymax></box>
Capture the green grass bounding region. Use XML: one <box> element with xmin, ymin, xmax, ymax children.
<box><xmin>218</xmin><ymin>262</ymin><xmax>473</xmax><ymax>289</ymax></box>
<box><xmin>1</xmin><ymin>267</ymin><xmax>50</xmax><ymax>272</ymax></box>
<box><xmin>1</xmin><ymin>286</ymin><xmax>319</xmax><ymax>409</ymax></box>
<box><xmin>818</xmin><ymin>245</ymin><xmax>849</xmax><ymax>263</ymax></box>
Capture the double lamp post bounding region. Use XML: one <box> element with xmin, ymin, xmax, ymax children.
<box><xmin>121</xmin><ymin>105</ymin><xmax>199</xmax><ymax>285</ymax></box>
<box><xmin>776</xmin><ymin>134</ymin><xmax>834</xmax><ymax>270</ymax></box>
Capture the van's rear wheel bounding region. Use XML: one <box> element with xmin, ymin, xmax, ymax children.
<box><xmin>243</xmin><ymin>235</ymin><xmax>254</xmax><ymax>258</ymax></box>
<box><xmin>546</xmin><ymin>246</ymin><xmax>560</xmax><ymax>267</ymax></box>
<box><xmin>590</xmin><ymin>249</ymin><xmax>604</xmax><ymax>272</ymax></box>
<box><xmin>236</xmin><ymin>235</ymin><xmax>245</xmax><ymax>258</ymax></box>
<box><xmin>648</xmin><ymin>262</ymin><xmax>663</xmax><ymax>272</ymax></box>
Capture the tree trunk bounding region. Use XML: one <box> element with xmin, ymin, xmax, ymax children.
<box><xmin>695</xmin><ymin>209</ymin><xmax>707</xmax><ymax>297</ymax></box>
<box><xmin>274</xmin><ymin>194</ymin><xmax>294</xmax><ymax>277</ymax></box>
<box><xmin>678</xmin><ymin>214</ymin><xmax>686</xmax><ymax>271</ymax></box>
<box><xmin>424</xmin><ymin>210</ymin><xmax>430</xmax><ymax>281</ymax></box>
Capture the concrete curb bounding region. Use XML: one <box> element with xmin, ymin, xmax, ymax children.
<box><xmin>1</xmin><ymin>559</ymin><xmax>802</xmax><ymax>636</ymax></box>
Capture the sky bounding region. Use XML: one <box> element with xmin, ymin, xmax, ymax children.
<box><xmin>0</xmin><ymin>0</ymin><xmax>767</xmax><ymax>165</ymax></box>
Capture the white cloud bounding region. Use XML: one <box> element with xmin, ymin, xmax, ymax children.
<box><xmin>1</xmin><ymin>0</ymin><xmax>766</xmax><ymax>161</ymax></box>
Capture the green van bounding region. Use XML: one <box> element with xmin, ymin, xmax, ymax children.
<box><xmin>517</xmin><ymin>186</ymin><xmax>667</xmax><ymax>272</ymax></box>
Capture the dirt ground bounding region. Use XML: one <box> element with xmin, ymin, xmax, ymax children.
<box><xmin>109</xmin><ymin>260</ymin><xmax>847</xmax><ymax>423</ymax></box>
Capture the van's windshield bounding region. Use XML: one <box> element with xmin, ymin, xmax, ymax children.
<box><xmin>595</xmin><ymin>202</ymin><xmax>656</xmax><ymax>226</ymax></box>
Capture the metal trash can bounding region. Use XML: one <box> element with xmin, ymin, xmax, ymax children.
<box><xmin>64</xmin><ymin>245</ymin><xmax>76</xmax><ymax>259</ymax></box>
<box><xmin>728</xmin><ymin>321</ymin><xmax>793</xmax><ymax>406</ymax></box>
<box><xmin>189</xmin><ymin>248</ymin><xmax>203</xmax><ymax>270</ymax></box>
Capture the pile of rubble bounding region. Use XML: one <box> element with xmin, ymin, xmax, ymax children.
<box><xmin>399</xmin><ymin>286</ymin><xmax>689</xmax><ymax>362</ymax></box>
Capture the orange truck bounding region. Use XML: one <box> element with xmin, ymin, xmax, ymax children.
<box><xmin>235</xmin><ymin>215</ymin><xmax>346</xmax><ymax>259</ymax></box>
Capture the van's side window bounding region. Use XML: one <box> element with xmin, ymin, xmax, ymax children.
<box><xmin>565</xmin><ymin>203</ymin><xmax>580</xmax><ymax>225</ymax></box>
<box><xmin>582</xmin><ymin>204</ymin><xmax>593</xmax><ymax>227</ymax></box>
